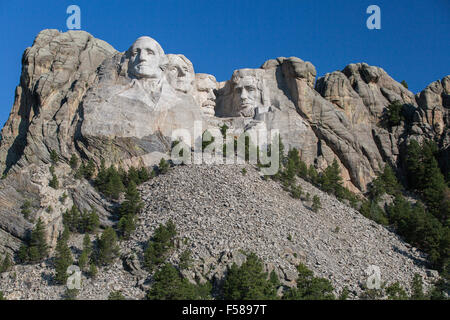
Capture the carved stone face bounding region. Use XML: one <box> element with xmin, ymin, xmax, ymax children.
<box><xmin>194</xmin><ymin>74</ymin><xmax>217</xmax><ymax>116</ymax></box>
<box><xmin>165</xmin><ymin>54</ymin><xmax>194</xmax><ymax>94</ymax></box>
<box><xmin>128</xmin><ymin>37</ymin><xmax>164</xmax><ymax>79</ymax></box>
<box><xmin>232</xmin><ymin>72</ymin><xmax>263</xmax><ymax>117</ymax></box>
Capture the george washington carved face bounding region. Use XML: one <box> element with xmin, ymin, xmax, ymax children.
<box><xmin>128</xmin><ymin>36</ymin><xmax>165</xmax><ymax>79</ymax></box>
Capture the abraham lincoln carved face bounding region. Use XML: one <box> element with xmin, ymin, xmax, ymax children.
<box><xmin>231</xmin><ymin>69</ymin><xmax>267</xmax><ymax>117</ymax></box>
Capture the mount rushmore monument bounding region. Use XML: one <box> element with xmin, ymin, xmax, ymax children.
<box><xmin>1</xmin><ymin>30</ymin><xmax>448</xmax><ymax>194</ymax></box>
<box><xmin>0</xmin><ymin>29</ymin><xmax>448</xmax><ymax>282</ymax></box>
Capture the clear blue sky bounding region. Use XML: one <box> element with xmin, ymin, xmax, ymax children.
<box><xmin>0</xmin><ymin>0</ymin><xmax>449</xmax><ymax>127</ymax></box>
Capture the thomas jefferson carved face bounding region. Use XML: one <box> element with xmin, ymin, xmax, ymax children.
<box><xmin>165</xmin><ymin>54</ymin><xmax>195</xmax><ymax>94</ymax></box>
<box><xmin>231</xmin><ymin>69</ymin><xmax>265</xmax><ymax>117</ymax></box>
<box><xmin>128</xmin><ymin>37</ymin><xmax>165</xmax><ymax>79</ymax></box>
<box><xmin>194</xmin><ymin>73</ymin><xmax>217</xmax><ymax>116</ymax></box>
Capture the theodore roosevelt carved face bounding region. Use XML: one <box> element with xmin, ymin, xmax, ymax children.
<box><xmin>194</xmin><ymin>73</ymin><xmax>217</xmax><ymax>116</ymax></box>
<box><xmin>128</xmin><ymin>36</ymin><xmax>165</xmax><ymax>79</ymax></box>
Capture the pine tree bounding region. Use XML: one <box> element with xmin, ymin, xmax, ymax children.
<box><xmin>321</xmin><ymin>159</ymin><xmax>342</xmax><ymax>195</ymax></box>
<box><xmin>63</xmin><ymin>205</ymin><xmax>81</xmax><ymax>233</ymax></box>
<box><xmin>0</xmin><ymin>253</ymin><xmax>12</xmax><ymax>273</ymax></box>
<box><xmin>78</xmin><ymin>250</ymin><xmax>88</xmax><ymax>272</ymax></box>
<box><xmin>405</xmin><ymin>140</ymin><xmax>447</xmax><ymax>223</ymax></box>
<box><xmin>138</xmin><ymin>166</ymin><xmax>150</xmax><ymax>183</ymax></box>
<box><xmin>74</xmin><ymin>163</ymin><xmax>85</xmax><ymax>180</ymax></box>
<box><xmin>108</xmin><ymin>291</ymin><xmax>126</xmax><ymax>300</ymax></box>
<box><xmin>368</xmin><ymin>176</ymin><xmax>386</xmax><ymax>200</ymax></box>
<box><xmin>307</xmin><ymin>165</ymin><xmax>320</xmax><ymax>185</ymax></box>
<box><xmin>84</xmin><ymin>159</ymin><xmax>96</xmax><ymax>179</ymax></box>
<box><xmin>158</xmin><ymin>158</ymin><xmax>169</xmax><ymax>175</ymax></box>
<box><xmin>95</xmin><ymin>159</ymin><xmax>108</xmax><ymax>190</ymax></box>
<box><xmin>401</xmin><ymin>80</ymin><xmax>408</xmax><ymax>89</ymax></box>
<box><xmin>380</xmin><ymin>165</ymin><xmax>401</xmax><ymax>195</ymax></box>
<box><xmin>222</xmin><ymin>252</ymin><xmax>278</xmax><ymax>300</ymax></box>
<box><xmin>384</xmin><ymin>101</ymin><xmax>404</xmax><ymax>127</ymax></box>
<box><xmin>118</xmin><ymin>215</ymin><xmax>136</xmax><ymax>240</ymax></box>
<box><xmin>49</xmin><ymin>174</ymin><xmax>59</xmax><ymax>189</ymax></box>
<box><xmin>104</xmin><ymin>166</ymin><xmax>124</xmax><ymax>200</ymax></box>
<box><xmin>21</xmin><ymin>200</ymin><xmax>32</xmax><ymax>220</ymax></box>
<box><xmin>118</xmin><ymin>166</ymin><xmax>127</xmax><ymax>184</ymax></box>
<box><xmin>28</xmin><ymin>218</ymin><xmax>48</xmax><ymax>262</ymax></box>
<box><xmin>179</xmin><ymin>249</ymin><xmax>192</xmax><ymax>271</ymax></box>
<box><xmin>86</xmin><ymin>209</ymin><xmax>100</xmax><ymax>233</ymax></box>
<box><xmin>50</xmin><ymin>149</ymin><xmax>59</xmax><ymax>163</ymax></box>
<box><xmin>405</xmin><ymin>140</ymin><xmax>424</xmax><ymax>190</ymax></box>
<box><xmin>69</xmin><ymin>154</ymin><xmax>78</xmax><ymax>170</ymax></box>
<box><xmin>290</xmin><ymin>184</ymin><xmax>303</xmax><ymax>199</ymax></box>
<box><xmin>89</xmin><ymin>263</ymin><xmax>98</xmax><ymax>279</ymax></box>
<box><xmin>96</xmin><ymin>227</ymin><xmax>119</xmax><ymax>266</ymax></box>
<box><xmin>28</xmin><ymin>246</ymin><xmax>40</xmax><ymax>263</ymax></box>
<box><xmin>312</xmin><ymin>195</ymin><xmax>321</xmax><ymax>213</ymax></box>
<box><xmin>144</xmin><ymin>220</ymin><xmax>177</xmax><ymax>272</ymax></box>
<box><xmin>421</xmin><ymin>154</ymin><xmax>446</xmax><ymax>221</ymax></box>
<box><xmin>385</xmin><ymin>282</ymin><xmax>408</xmax><ymax>300</ymax></box>
<box><xmin>120</xmin><ymin>181</ymin><xmax>144</xmax><ymax>217</ymax></box>
<box><xmin>64</xmin><ymin>288</ymin><xmax>79</xmax><ymax>300</ymax></box>
<box><xmin>147</xmin><ymin>263</ymin><xmax>203</xmax><ymax>300</ymax></box>
<box><xmin>360</xmin><ymin>200</ymin><xmax>388</xmax><ymax>225</ymax></box>
<box><xmin>78</xmin><ymin>234</ymin><xmax>92</xmax><ymax>272</ymax></box>
<box><xmin>59</xmin><ymin>192</ymin><xmax>68</xmax><ymax>204</ymax></box>
<box><xmin>283</xmin><ymin>263</ymin><xmax>335</xmax><ymax>300</ymax></box>
<box><xmin>18</xmin><ymin>244</ymin><xmax>29</xmax><ymax>263</ymax></box>
<box><xmin>54</xmin><ymin>233</ymin><xmax>73</xmax><ymax>284</ymax></box>
<box><xmin>126</xmin><ymin>166</ymin><xmax>140</xmax><ymax>186</ymax></box>
<box><xmin>283</xmin><ymin>158</ymin><xmax>296</xmax><ymax>183</ymax></box>
<box><xmin>61</xmin><ymin>225</ymin><xmax>70</xmax><ymax>243</ymax></box>
<box><xmin>411</xmin><ymin>274</ymin><xmax>426</xmax><ymax>300</ymax></box>
<box><xmin>298</xmin><ymin>160</ymin><xmax>308</xmax><ymax>179</ymax></box>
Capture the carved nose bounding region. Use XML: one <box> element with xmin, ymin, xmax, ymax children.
<box><xmin>139</xmin><ymin>51</ymin><xmax>149</xmax><ymax>62</ymax></box>
<box><xmin>207</xmin><ymin>89</ymin><xmax>215</xmax><ymax>100</ymax></box>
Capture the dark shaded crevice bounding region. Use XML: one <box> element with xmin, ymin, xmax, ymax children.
<box><xmin>3</xmin><ymin>87</ymin><xmax>37</xmax><ymax>175</ymax></box>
